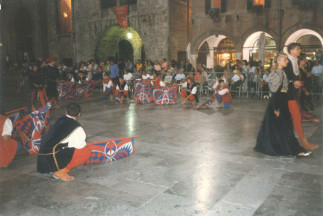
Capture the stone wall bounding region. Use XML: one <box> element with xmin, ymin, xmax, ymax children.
<box><xmin>1</xmin><ymin>0</ymin><xmax>48</xmax><ymax>63</ymax></box>
<box><xmin>54</xmin><ymin>0</ymin><xmax>170</xmax><ymax>64</ymax></box>
<box><xmin>169</xmin><ymin>0</ymin><xmax>191</xmax><ymax>61</ymax></box>
<box><xmin>191</xmin><ymin>0</ymin><xmax>323</xmax><ymax>54</ymax></box>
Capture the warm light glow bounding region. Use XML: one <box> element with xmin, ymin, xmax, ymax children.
<box><xmin>127</xmin><ymin>32</ymin><xmax>133</xmax><ymax>39</ymax></box>
<box><xmin>222</xmin><ymin>53</ymin><xmax>230</xmax><ymax>59</ymax></box>
<box><xmin>254</xmin><ymin>0</ymin><xmax>265</xmax><ymax>6</ymax></box>
<box><xmin>63</xmin><ymin>12</ymin><xmax>68</xmax><ymax>18</ymax></box>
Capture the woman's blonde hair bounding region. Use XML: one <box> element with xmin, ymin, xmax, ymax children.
<box><xmin>271</xmin><ymin>53</ymin><xmax>287</xmax><ymax>72</ymax></box>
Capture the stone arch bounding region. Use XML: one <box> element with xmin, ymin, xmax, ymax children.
<box><xmin>1</xmin><ymin>0</ymin><xmax>43</xmax><ymax>61</ymax></box>
<box><xmin>282</xmin><ymin>28</ymin><xmax>323</xmax><ymax>53</ymax></box>
<box><xmin>95</xmin><ymin>25</ymin><xmax>143</xmax><ymax>62</ymax></box>
<box><xmin>237</xmin><ymin>26</ymin><xmax>278</xmax><ymax>50</ymax></box>
<box><xmin>191</xmin><ymin>29</ymin><xmax>234</xmax><ymax>54</ymax></box>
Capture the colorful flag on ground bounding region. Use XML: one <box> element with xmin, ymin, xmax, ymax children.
<box><xmin>153</xmin><ymin>85</ymin><xmax>178</xmax><ymax>105</ymax></box>
<box><xmin>57</xmin><ymin>81</ymin><xmax>75</xmax><ymax>99</ymax></box>
<box><xmin>83</xmin><ymin>136</ymin><xmax>137</xmax><ymax>165</ymax></box>
<box><xmin>193</xmin><ymin>94</ymin><xmax>218</xmax><ymax>110</ymax></box>
<box><xmin>76</xmin><ymin>82</ymin><xmax>93</xmax><ymax>98</ymax></box>
<box><xmin>5</xmin><ymin>106</ymin><xmax>27</xmax><ymax>138</ymax></box>
<box><xmin>134</xmin><ymin>80</ymin><xmax>153</xmax><ymax>104</ymax></box>
<box><xmin>16</xmin><ymin>103</ymin><xmax>51</xmax><ymax>155</ymax></box>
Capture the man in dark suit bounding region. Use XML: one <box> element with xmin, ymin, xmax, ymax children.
<box><xmin>284</xmin><ymin>43</ymin><xmax>319</xmax><ymax>150</ymax></box>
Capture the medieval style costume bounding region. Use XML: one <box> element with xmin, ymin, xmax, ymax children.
<box><xmin>0</xmin><ymin>115</ymin><xmax>21</xmax><ymax>168</ymax></box>
<box><xmin>37</xmin><ymin>114</ymin><xmax>91</xmax><ymax>180</ymax></box>
<box><xmin>216</xmin><ymin>83</ymin><xmax>232</xmax><ymax>107</ymax></box>
<box><xmin>181</xmin><ymin>81</ymin><xmax>199</xmax><ymax>103</ymax></box>
<box><xmin>254</xmin><ymin>69</ymin><xmax>307</xmax><ymax>156</ymax></box>
<box><xmin>285</xmin><ymin>56</ymin><xmax>319</xmax><ymax>150</ymax></box>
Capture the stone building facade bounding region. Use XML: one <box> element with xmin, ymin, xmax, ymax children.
<box><xmin>1</xmin><ymin>0</ymin><xmax>191</xmax><ymax>66</ymax></box>
<box><xmin>191</xmin><ymin>0</ymin><xmax>323</xmax><ymax>68</ymax></box>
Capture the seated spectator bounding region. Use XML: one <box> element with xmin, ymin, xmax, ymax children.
<box><xmin>115</xmin><ymin>77</ymin><xmax>129</xmax><ymax>103</ymax></box>
<box><xmin>164</xmin><ymin>72</ymin><xmax>173</xmax><ymax>85</ymax></box>
<box><xmin>175</xmin><ymin>69</ymin><xmax>186</xmax><ymax>83</ymax></box>
<box><xmin>161</xmin><ymin>58</ymin><xmax>168</xmax><ymax>73</ymax></box>
<box><xmin>145</xmin><ymin>61</ymin><xmax>153</xmax><ymax>75</ymax></box>
<box><xmin>154</xmin><ymin>61</ymin><xmax>161</xmax><ymax>72</ymax></box>
<box><xmin>261</xmin><ymin>69</ymin><xmax>271</xmax><ymax>99</ymax></box>
<box><xmin>123</xmin><ymin>69</ymin><xmax>133</xmax><ymax>81</ymax></box>
<box><xmin>136</xmin><ymin>59</ymin><xmax>143</xmax><ymax>72</ymax></box>
<box><xmin>67</xmin><ymin>72</ymin><xmax>75</xmax><ymax>82</ymax></box>
<box><xmin>230</xmin><ymin>69</ymin><xmax>244</xmax><ymax>96</ymax></box>
<box><xmin>216</xmin><ymin>80</ymin><xmax>232</xmax><ymax>108</ymax></box>
<box><xmin>194</xmin><ymin>71</ymin><xmax>203</xmax><ymax>83</ymax></box>
<box><xmin>151</xmin><ymin>71</ymin><xmax>165</xmax><ymax>88</ymax></box>
<box><xmin>249</xmin><ymin>68</ymin><xmax>261</xmax><ymax>98</ymax></box>
<box><xmin>142</xmin><ymin>70</ymin><xmax>152</xmax><ymax>80</ymax></box>
<box><xmin>125</xmin><ymin>59</ymin><xmax>134</xmax><ymax>73</ymax></box>
<box><xmin>102</xmin><ymin>73</ymin><xmax>114</xmax><ymax>100</ymax></box>
<box><xmin>181</xmin><ymin>78</ymin><xmax>199</xmax><ymax>105</ymax></box>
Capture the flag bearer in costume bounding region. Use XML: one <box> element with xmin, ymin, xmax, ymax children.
<box><xmin>215</xmin><ymin>80</ymin><xmax>232</xmax><ymax>108</ymax></box>
<box><xmin>181</xmin><ymin>78</ymin><xmax>199</xmax><ymax>104</ymax></box>
<box><xmin>151</xmin><ymin>71</ymin><xmax>165</xmax><ymax>88</ymax></box>
<box><xmin>0</xmin><ymin>112</ymin><xmax>21</xmax><ymax>168</ymax></box>
<box><xmin>44</xmin><ymin>56</ymin><xmax>60</xmax><ymax>109</ymax></box>
<box><xmin>285</xmin><ymin>43</ymin><xmax>319</xmax><ymax>150</ymax></box>
<box><xmin>102</xmin><ymin>73</ymin><xmax>114</xmax><ymax>100</ymax></box>
<box><xmin>115</xmin><ymin>77</ymin><xmax>130</xmax><ymax>104</ymax></box>
<box><xmin>37</xmin><ymin>103</ymin><xmax>91</xmax><ymax>181</ymax></box>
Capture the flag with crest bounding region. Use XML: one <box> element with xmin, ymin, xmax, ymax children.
<box><xmin>16</xmin><ymin>103</ymin><xmax>51</xmax><ymax>155</ymax></box>
<box><xmin>153</xmin><ymin>85</ymin><xmax>178</xmax><ymax>105</ymax></box>
<box><xmin>134</xmin><ymin>80</ymin><xmax>153</xmax><ymax>104</ymax></box>
<box><xmin>83</xmin><ymin>136</ymin><xmax>137</xmax><ymax>165</ymax></box>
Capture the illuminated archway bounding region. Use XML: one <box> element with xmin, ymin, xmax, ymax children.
<box><xmin>242</xmin><ymin>31</ymin><xmax>277</xmax><ymax>67</ymax></box>
<box><xmin>283</xmin><ymin>29</ymin><xmax>323</xmax><ymax>57</ymax></box>
<box><xmin>95</xmin><ymin>25</ymin><xmax>142</xmax><ymax>61</ymax></box>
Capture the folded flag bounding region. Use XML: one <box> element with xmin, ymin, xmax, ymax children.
<box><xmin>193</xmin><ymin>94</ymin><xmax>218</xmax><ymax>110</ymax></box>
<box><xmin>16</xmin><ymin>103</ymin><xmax>51</xmax><ymax>155</ymax></box>
<box><xmin>83</xmin><ymin>136</ymin><xmax>137</xmax><ymax>165</ymax></box>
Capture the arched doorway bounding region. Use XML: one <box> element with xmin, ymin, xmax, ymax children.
<box><xmin>215</xmin><ymin>38</ymin><xmax>236</xmax><ymax>67</ymax></box>
<box><xmin>117</xmin><ymin>40</ymin><xmax>134</xmax><ymax>62</ymax></box>
<box><xmin>95</xmin><ymin>25</ymin><xmax>142</xmax><ymax>62</ymax></box>
<box><xmin>242</xmin><ymin>31</ymin><xmax>277</xmax><ymax>68</ymax></box>
<box><xmin>14</xmin><ymin>8</ymin><xmax>33</xmax><ymax>63</ymax></box>
<box><xmin>284</xmin><ymin>29</ymin><xmax>323</xmax><ymax>60</ymax></box>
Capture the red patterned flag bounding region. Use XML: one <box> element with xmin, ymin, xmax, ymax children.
<box><xmin>16</xmin><ymin>103</ymin><xmax>51</xmax><ymax>155</ymax></box>
<box><xmin>114</xmin><ymin>5</ymin><xmax>128</xmax><ymax>29</ymax></box>
<box><xmin>134</xmin><ymin>80</ymin><xmax>154</xmax><ymax>104</ymax></box>
<box><xmin>5</xmin><ymin>106</ymin><xmax>27</xmax><ymax>138</ymax></box>
<box><xmin>83</xmin><ymin>136</ymin><xmax>137</xmax><ymax>165</ymax></box>
<box><xmin>193</xmin><ymin>94</ymin><xmax>218</xmax><ymax>110</ymax></box>
<box><xmin>153</xmin><ymin>85</ymin><xmax>178</xmax><ymax>105</ymax></box>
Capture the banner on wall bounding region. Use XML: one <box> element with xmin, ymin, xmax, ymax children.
<box><xmin>114</xmin><ymin>5</ymin><xmax>128</xmax><ymax>29</ymax></box>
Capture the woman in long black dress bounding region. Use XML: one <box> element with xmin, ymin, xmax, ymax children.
<box><xmin>254</xmin><ymin>54</ymin><xmax>311</xmax><ymax>157</ymax></box>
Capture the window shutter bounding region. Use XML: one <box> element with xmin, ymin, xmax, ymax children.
<box><xmin>247</xmin><ymin>0</ymin><xmax>253</xmax><ymax>10</ymax></box>
<box><xmin>221</xmin><ymin>0</ymin><xmax>227</xmax><ymax>13</ymax></box>
<box><xmin>205</xmin><ymin>0</ymin><xmax>211</xmax><ymax>14</ymax></box>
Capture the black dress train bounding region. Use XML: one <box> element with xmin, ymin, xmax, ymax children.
<box><xmin>254</xmin><ymin>69</ymin><xmax>306</xmax><ymax>156</ymax></box>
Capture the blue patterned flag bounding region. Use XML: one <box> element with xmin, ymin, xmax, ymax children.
<box><xmin>193</xmin><ymin>94</ymin><xmax>218</xmax><ymax>110</ymax></box>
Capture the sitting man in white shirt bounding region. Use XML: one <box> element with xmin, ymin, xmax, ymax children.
<box><xmin>103</xmin><ymin>73</ymin><xmax>114</xmax><ymax>100</ymax></box>
<box><xmin>261</xmin><ymin>69</ymin><xmax>271</xmax><ymax>99</ymax></box>
<box><xmin>175</xmin><ymin>69</ymin><xmax>186</xmax><ymax>83</ymax></box>
<box><xmin>142</xmin><ymin>71</ymin><xmax>152</xmax><ymax>80</ymax></box>
<box><xmin>115</xmin><ymin>77</ymin><xmax>130</xmax><ymax>103</ymax></box>
<box><xmin>230</xmin><ymin>69</ymin><xmax>244</xmax><ymax>96</ymax></box>
<box><xmin>37</xmin><ymin>103</ymin><xmax>91</xmax><ymax>181</ymax></box>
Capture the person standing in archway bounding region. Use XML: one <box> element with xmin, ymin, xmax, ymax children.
<box><xmin>109</xmin><ymin>59</ymin><xmax>119</xmax><ymax>85</ymax></box>
<box><xmin>285</xmin><ymin>43</ymin><xmax>319</xmax><ymax>150</ymax></box>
